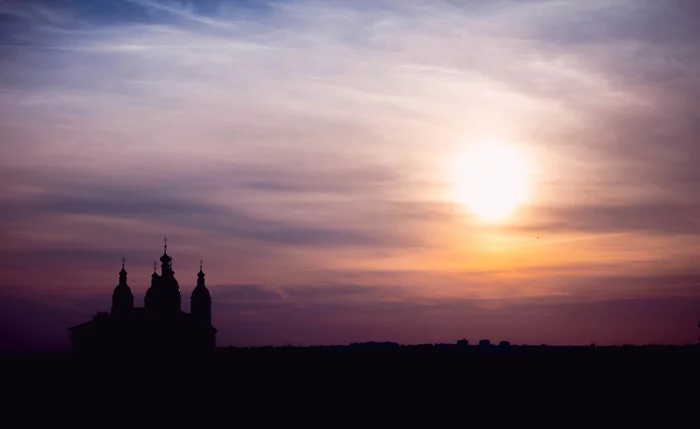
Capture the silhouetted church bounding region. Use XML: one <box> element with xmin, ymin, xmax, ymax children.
<box><xmin>69</xmin><ymin>240</ymin><xmax>216</xmax><ymax>355</ymax></box>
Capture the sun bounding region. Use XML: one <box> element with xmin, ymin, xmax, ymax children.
<box><xmin>451</xmin><ymin>142</ymin><xmax>531</xmax><ymax>221</ymax></box>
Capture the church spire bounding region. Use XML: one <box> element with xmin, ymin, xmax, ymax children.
<box><xmin>197</xmin><ymin>260</ymin><xmax>205</xmax><ymax>286</ymax></box>
<box><xmin>119</xmin><ymin>257</ymin><xmax>127</xmax><ymax>285</ymax></box>
<box><xmin>145</xmin><ymin>242</ymin><xmax>182</xmax><ymax>314</ymax></box>
<box><xmin>112</xmin><ymin>257</ymin><xmax>133</xmax><ymax>316</ymax></box>
<box><xmin>191</xmin><ymin>259</ymin><xmax>211</xmax><ymax>325</ymax></box>
<box><xmin>160</xmin><ymin>237</ymin><xmax>173</xmax><ymax>276</ymax></box>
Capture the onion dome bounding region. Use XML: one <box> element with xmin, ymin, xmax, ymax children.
<box><xmin>160</xmin><ymin>236</ymin><xmax>172</xmax><ymax>264</ymax></box>
<box><xmin>191</xmin><ymin>260</ymin><xmax>211</xmax><ymax>300</ymax></box>
<box><xmin>111</xmin><ymin>257</ymin><xmax>134</xmax><ymax>314</ymax></box>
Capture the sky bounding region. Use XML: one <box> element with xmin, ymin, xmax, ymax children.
<box><xmin>1</xmin><ymin>0</ymin><xmax>699</xmax><ymax>351</ymax></box>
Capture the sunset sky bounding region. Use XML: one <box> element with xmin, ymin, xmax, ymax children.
<box><xmin>1</xmin><ymin>0</ymin><xmax>699</xmax><ymax>351</ymax></box>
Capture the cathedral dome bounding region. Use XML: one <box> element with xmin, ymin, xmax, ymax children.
<box><xmin>191</xmin><ymin>284</ymin><xmax>211</xmax><ymax>300</ymax></box>
<box><xmin>112</xmin><ymin>260</ymin><xmax>134</xmax><ymax>315</ymax></box>
<box><xmin>191</xmin><ymin>264</ymin><xmax>210</xmax><ymax>300</ymax></box>
<box><xmin>160</xmin><ymin>237</ymin><xmax>172</xmax><ymax>263</ymax></box>
<box><xmin>113</xmin><ymin>283</ymin><xmax>133</xmax><ymax>299</ymax></box>
<box><xmin>113</xmin><ymin>262</ymin><xmax>132</xmax><ymax>298</ymax></box>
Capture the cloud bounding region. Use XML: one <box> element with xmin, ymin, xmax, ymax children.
<box><xmin>1</xmin><ymin>0</ymin><xmax>700</xmax><ymax>349</ymax></box>
<box><xmin>515</xmin><ymin>201</ymin><xmax>700</xmax><ymax>235</ymax></box>
<box><xmin>0</xmin><ymin>168</ymin><xmax>440</xmax><ymax>251</ymax></box>
<box><xmin>213</xmin><ymin>283</ymin><xmax>281</xmax><ymax>301</ymax></box>
<box><xmin>283</xmin><ymin>283</ymin><xmax>379</xmax><ymax>300</ymax></box>
<box><xmin>0</xmin><ymin>248</ymin><xmax>156</xmax><ymax>271</ymax></box>
<box><xmin>2</xmin><ymin>0</ymin><xmax>697</xmax><ymax>245</ymax></box>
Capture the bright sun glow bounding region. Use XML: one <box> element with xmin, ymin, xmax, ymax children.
<box><xmin>451</xmin><ymin>142</ymin><xmax>531</xmax><ymax>222</ymax></box>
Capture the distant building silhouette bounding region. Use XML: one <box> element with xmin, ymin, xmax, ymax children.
<box><xmin>479</xmin><ymin>339</ymin><xmax>491</xmax><ymax>347</ymax></box>
<box><xmin>69</xmin><ymin>240</ymin><xmax>216</xmax><ymax>355</ymax></box>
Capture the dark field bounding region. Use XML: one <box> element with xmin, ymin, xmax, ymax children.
<box><xmin>4</xmin><ymin>343</ymin><xmax>699</xmax><ymax>423</ymax></box>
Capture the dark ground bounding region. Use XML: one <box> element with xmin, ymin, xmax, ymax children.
<box><xmin>3</xmin><ymin>343</ymin><xmax>699</xmax><ymax>425</ymax></box>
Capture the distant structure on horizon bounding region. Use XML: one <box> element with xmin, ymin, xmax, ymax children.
<box><xmin>68</xmin><ymin>239</ymin><xmax>216</xmax><ymax>354</ymax></box>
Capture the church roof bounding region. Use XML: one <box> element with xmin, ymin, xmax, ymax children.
<box><xmin>113</xmin><ymin>283</ymin><xmax>133</xmax><ymax>296</ymax></box>
<box><xmin>69</xmin><ymin>307</ymin><xmax>216</xmax><ymax>333</ymax></box>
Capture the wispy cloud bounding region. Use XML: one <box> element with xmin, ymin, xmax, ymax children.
<box><xmin>1</xmin><ymin>0</ymin><xmax>699</xmax><ymax>349</ymax></box>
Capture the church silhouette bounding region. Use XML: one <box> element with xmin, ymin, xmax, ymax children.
<box><xmin>69</xmin><ymin>239</ymin><xmax>216</xmax><ymax>355</ymax></box>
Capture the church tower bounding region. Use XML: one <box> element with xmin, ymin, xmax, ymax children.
<box><xmin>191</xmin><ymin>260</ymin><xmax>212</xmax><ymax>326</ymax></box>
<box><xmin>144</xmin><ymin>260</ymin><xmax>160</xmax><ymax>310</ymax></box>
<box><xmin>111</xmin><ymin>258</ymin><xmax>134</xmax><ymax>316</ymax></box>
<box><xmin>144</xmin><ymin>238</ymin><xmax>182</xmax><ymax>314</ymax></box>
<box><xmin>159</xmin><ymin>237</ymin><xmax>182</xmax><ymax>313</ymax></box>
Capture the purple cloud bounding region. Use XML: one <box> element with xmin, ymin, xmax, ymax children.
<box><xmin>1</xmin><ymin>0</ymin><xmax>699</xmax><ymax>350</ymax></box>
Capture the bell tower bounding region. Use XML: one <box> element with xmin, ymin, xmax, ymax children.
<box><xmin>145</xmin><ymin>260</ymin><xmax>160</xmax><ymax>310</ymax></box>
<box><xmin>159</xmin><ymin>237</ymin><xmax>181</xmax><ymax>313</ymax></box>
<box><xmin>191</xmin><ymin>260</ymin><xmax>212</xmax><ymax>326</ymax></box>
<box><xmin>160</xmin><ymin>237</ymin><xmax>173</xmax><ymax>276</ymax></box>
<box><xmin>111</xmin><ymin>257</ymin><xmax>134</xmax><ymax>316</ymax></box>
